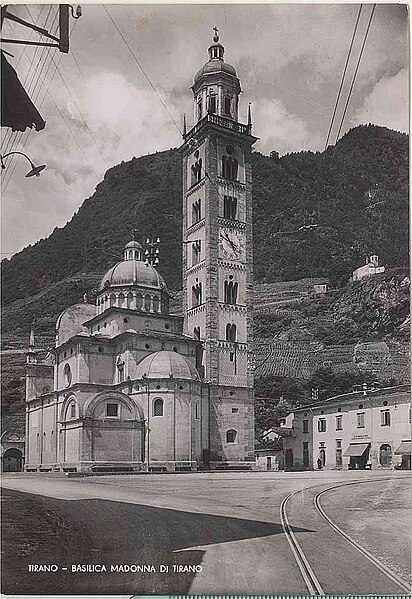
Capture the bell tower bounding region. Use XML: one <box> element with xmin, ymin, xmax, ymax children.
<box><xmin>180</xmin><ymin>29</ymin><xmax>256</xmax><ymax>465</ymax></box>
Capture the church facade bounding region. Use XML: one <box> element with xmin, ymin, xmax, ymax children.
<box><xmin>25</xmin><ymin>32</ymin><xmax>256</xmax><ymax>473</ymax></box>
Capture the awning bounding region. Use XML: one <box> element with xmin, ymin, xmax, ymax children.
<box><xmin>1</xmin><ymin>52</ymin><xmax>45</xmax><ymax>132</ymax></box>
<box><xmin>395</xmin><ymin>441</ymin><xmax>411</xmax><ymax>455</ymax></box>
<box><xmin>343</xmin><ymin>443</ymin><xmax>370</xmax><ymax>457</ymax></box>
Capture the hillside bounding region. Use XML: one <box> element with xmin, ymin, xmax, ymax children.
<box><xmin>2</xmin><ymin>124</ymin><xmax>409</xmax><ymax>308</ymax></box>
<box><xmin>1</xmin><ymin>124</ymin><xmax>409</xmax><ymax>434</ymax></box>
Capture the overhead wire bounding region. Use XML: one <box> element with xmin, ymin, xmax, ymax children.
<box><xmin>324</xmin><ymin>5</ymin><xmax>363</xmax><ymax>151</ymax></box>
<box><xmin>1</xmin><ymin>5</ymin><xmax>47</xmax><ymax>152</ymax></box>
<box><xmin>2</xmin><ymin>5</ymin><xmax>55</xmax><ymax>159</ymax></box>
<box><xmin>103</xmin><ymin>5</ymin><xmax>182</xmax><ymax>136</ymax></box>
<box><xmin>335</xmin><ymin>4</ymin><xmax>377</xmax><ymax>143</ymax></box>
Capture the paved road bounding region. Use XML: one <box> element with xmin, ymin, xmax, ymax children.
<box><xmin>1</xmin><ymin>470</ymin><xmax>410</xmax><ymax>595</ymax></box>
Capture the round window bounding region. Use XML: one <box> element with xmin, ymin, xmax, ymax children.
<box><xmin>383</xmin><ymin>400</ymin><xmax>388</xmax><ymax>406</ymax></box>
<box><xmin>98</xmin><ymin>346</ymin><xmax>103</xmax><ymax>353</ymax></box>
<box><xmin>145</xmin><ymin>344</ymin><xmax>150</xmax><ymax>349</ymax></box>
<box><xmin>124</xmin><ymin>317</ymin><xmax>130</xmax><ymax>324</ymax></box>
<box><xmin>359</xmin><ymin>404</ymin><xmax>363</xmax><ymax>409</ymax></box>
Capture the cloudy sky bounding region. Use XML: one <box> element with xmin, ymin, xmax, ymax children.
<box><xmin>1</xmin><ymin>3</ymin><xmax>408</xmax><ymax>257</ymax></box>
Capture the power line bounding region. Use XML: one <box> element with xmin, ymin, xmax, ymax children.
<box><xmin>103</xmin><ymin>5</ymin><xmax>182</xmax><ymax>136</ymax></box>
<box><xmin>324</xmin><ymin>5</ymin><xmax>363</xmax><ymax>151</ymax></box>
<box><xmin>335</xmin><ymin>4</ymin><xmax>377</xmax><ymax>143</ymax></box>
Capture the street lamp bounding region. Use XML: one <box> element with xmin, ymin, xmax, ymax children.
<box><xmin>0</xmin><ymin>152</ymin><xmax>46</xmax><ymax>178</ymax></box>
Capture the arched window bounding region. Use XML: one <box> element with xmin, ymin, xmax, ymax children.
<box><xmin>194</xmin><ymin>326</ymin><xmax>201</xmax><ymax>341</ymax></box>
<box><xmin>222</xmin><ymin>156</ymin><xmax>238</xmax><ymax>181</ymax></box>
<box><xmin>192</xmin><ymin>240</ymin><xmax>201</xmax><ymax>265</ymax></box>
<box><xmin>118</xmin><ymin>293</ymin><xmax>125</xmax><ymax>307</ymax></box>
<box><xmin>116</xmin><ymin>358</ymin><xmax>125</xmax><ymax>383</ymax></box>
<box><xmin>224</xmin><ymin>96</ymin><xmax>231</xmax><ymax>116</ymax></box>
<box><xmin>191</xmin><ymin>158</ymin><xmax>202</xmax><ymax>186</ymax></box>
<box><xmin>192</xmin><ymin>199</ymin><xmax>201</xmax><ymax>224</ymax></box>
<box><xmin>195</xmin><ymin>401</ymin><xmax>200</xmax><ymax>420</ymax></box>
<box><xmin>226</xmin><ymin>323</ymin><xmax>237</xmax><ymax>342</ymax></box>
<box><xmin>224</xmin><ymin>280</ymin><xmax>238</xmax><ymax>305</ymax></box>
<box><xmin>63</xmin><ymin>363</ymin><xmax>72</xmax><ymax>387</ymax></box>
<box><xmin>136</xmin><ymin>292</ymin><xmax>143</xmax><ymax>310</ymax></box>
<box><xmin>226</xmin><ymin>429</ymin><xmax>237</xmax><ymax>443</ymax></box>
<box><xmin>153</xmin><ymin>398</ymin><xmax>164</xmax><ymax>417</ymax></box>
<box><xmin>144</xmin><ymin>294</ymin><xmax>151</xmax><ymax>312</ymax></box>
<box><xmin>153</xmin><ymin>296</ymin><xmax>160</xmax><ymax>313</ymax></box>
<box><xmin>69</xmin><ymin>402</ymin><xmax>76</xmax><ymax>419</ymax></box>
<box><xmin>109</xmin><ymin>294</ymin><xmax>116</xmax><ymax>307</ymax></box>
<box><xmin>192</xmin><ymin>281</ymin><xmax>202</xmax><ymax>307</ymax></box>
<box><xmin>223</xmin><ymin>195</ymin><xmax>237</xmax><ymax>220</ymax></box>
<box><xmin>208</xmin><ymin>94</ymin><xmax>216</xmax><ymax>114</ymax></box>
<box><xmin>127</xmin><ymin>292</ymin><xmax>134</xmax><ymax>309</ymax></box>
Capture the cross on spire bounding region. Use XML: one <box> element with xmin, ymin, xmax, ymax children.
<box><xmin>213</xmin><ymin>26</ymin><xmax>219</xmax><ymax>42</ymax></box>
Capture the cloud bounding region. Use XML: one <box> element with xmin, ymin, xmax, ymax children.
<box><xmin>253</xmin><ymin>99</ymin><xmax>323</xmax><ymax>156</ymax></box>
<box><xmin>352</xmin><ymin>69</ymin><xmax>409</xmax><ymax>132</ymax></box>
<box><xmin>2</xmin><ymin>71</ymin><xmax>182</xmax><ymax>256</ymax></box>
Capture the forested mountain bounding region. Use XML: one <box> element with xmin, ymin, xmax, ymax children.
<box><xmin>2</xmin><ymin>124</ymin><xmax>409</xmax><ymax>310</ymax></box>
<box><xmin>1</xmin><ymin>124</ymin><xmax>409</xmax><ymax>435</ymax></box>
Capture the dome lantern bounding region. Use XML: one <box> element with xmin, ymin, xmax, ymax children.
<box><xmin>192</xmin><ymin>27</ymin><xmax>241</xmax><ymax>124</ymax></box>
<box><xmin>96</xmin><ymin>237</ymin><xmax>169</xmax><ymax>316</ymax></box>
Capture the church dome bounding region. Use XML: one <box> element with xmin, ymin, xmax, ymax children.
<box><xmin>134</xmin><ymin>351</ymin><xmax>200</xmax><ymax>381</ymax></box>
<box><xmin>98</xmin><ymin>260</ymin><xmax>166</xmax><ymax>292</ymax></box>
<box><xmin>194</xmin><ymin>59</ymin><xmax>237</xmax><ymax>83</ymax></box>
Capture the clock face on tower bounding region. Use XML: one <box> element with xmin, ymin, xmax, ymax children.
<box><xmin>219</xmin><ymin>228</ymin><xmax>245</xmax><ymax>261</ymax></box>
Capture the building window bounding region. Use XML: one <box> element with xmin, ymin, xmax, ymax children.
<box><xmin>197</xmin><ymin>99</ymin><xmax>202</xmax><ymax>120</ymax></box>
<box><xmin>63</xmin><ymin>363</ymin><xmax>72</xmax><ymax>387</ymax></box>
<box><xmin>357</xmin><ymin>412</ymin><xmax>365</xmax><ymax>428</ymax></box>
<box><xmin>208</xmin><ymin>94</ymin><xmax>216</xmax><ymax>114</ymax></box>
<box><xmin>224</xmin><ymin>280</ymin><xmax>238</xmax><ymax>304</ymax></box>
<box><xmin>117</xmin><ymin>359</ymin><xmax>125</xmax><ymax>383</ymax></box>
<box><xmin>226</xmin><ymin>323</ymin><xmax>237</xmax><ymax>342</ymax></box>
<box><xmin>224</xmin><ymin>96</ymin><xmax>231</xmax><ymax>116</ymax></box>
<box><xmin>222</xmin><ymin>155</ymin><xmax>238</xmax><ymax>181</ymax></box>
<box><xmin>232</xmin><ymin>408</ymin><xmax>239</xmax><ymax>414</ymax></box>
<box><xmin>192</xmin><ymin>281</ymin><xmax>202</xmax><ymax>307</ymax></box>
<box><xmin>380</xmin><ymin>410</ymin><xmax>391</xmax><ymax>426</ymax></box>
<box><xmin>318</xmin><ymin>418</ymin><xmax>326</xmax><ymax>432</ymax></box>
<box><xmin>195</xmin><ymin>401</ymin><xmax>200</xmax><ymax>420</ymax></box>
<box><xmin>153</xmin><ymin>398</ymin><xmax>164</xmax><ymax>417</ymax></box>
<box><xmin>223</xmin><ymin>195</ymin><xmax>237</xmax><ymax>220</ymax></box>
<box><xmin>336</xmin><ymin>415</ymin><xmax>343</xmax><ymax>430</ymax></box>
<box><xmin>192</xmin><ymin>199</ymin><xmax>201</xmax><ymax>224</ymax></box>
<box><xmin>69</xmin><ymin>403</ymin><xmax>76</xmax><ymax>419</ymax></box>
<box><xmin>229</xmin><ymin>352</ymin><xmax>235</xmax><ymax>362</ymax></box>
<box><xmin>302</xmin><ymin>419</ymin><xmax>309</xmax><ymax>434</ymax></box>
<box><xmin>191</xmin><ymin>157</ymin><xmax>203</xmax><ymax>186</ymax></box>
<box><xmin>192</xmin><ymin>240</ymin><xmax>201</xmax><ymax>265</ymax></box>
<box><xmin>336</xmin><ymin>439</ymin><xmax>342</xmax><ymax>467</ymax></box>
<box><xmin>106</xmin><ymin>403</ymin><xmax>119</xmax><ymax>418</ymax></box>
<box><xmin>303</xmin><ymin>441</ymin><xmax>309</xmax><ymax>467</ymax></box>
<box><xmin>226</xmin><ymin>429</ymin><xmax>237</xmax><ymax>443</ymax></box>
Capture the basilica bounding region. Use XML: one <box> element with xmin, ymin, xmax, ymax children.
<box><xmin>25</xmin><ymin>31</ymin><xmax>256</xmax><ymax>472</ymax></box>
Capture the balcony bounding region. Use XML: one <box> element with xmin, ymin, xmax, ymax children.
<box><xmin>184</xmin><ymin>113</ymin><xmax>252</xmax><ymax>141</ymax></box>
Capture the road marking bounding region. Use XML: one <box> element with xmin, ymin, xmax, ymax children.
<box><xmin>280</xmin><ymin>492</ymin><xmax>324</xmax><ymax>595</ymax></box>
<box><xmin>315</xmin><ymin>484</ymin><xmax>411</xmax><ymax>594</ymax></box>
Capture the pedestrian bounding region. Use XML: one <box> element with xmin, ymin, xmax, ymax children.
<box><xmin>317</xmin><ymin>457</ymin><xmax>322</xmax><ymax>470</ymax></box>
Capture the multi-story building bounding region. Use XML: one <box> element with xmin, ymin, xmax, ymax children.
<box><xmin>283</xmin><ymin>385</ymin><xmax>411</xmax><ymax>470</ymax></box>
<box><xmin>24</xmin><ymin>31</ymin><xmax>256</xmax><ymax>473</ymax></box>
